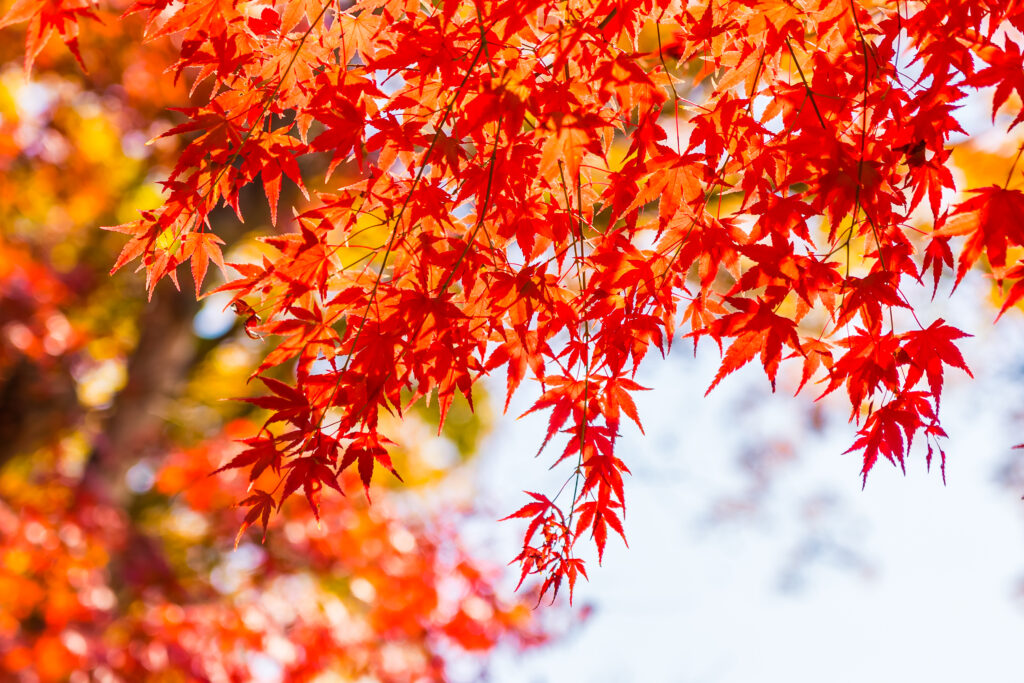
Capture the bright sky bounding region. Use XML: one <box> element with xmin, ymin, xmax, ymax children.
<box><xmin>476</xmin><ymin>273</ymin><xmax>1024</xmax><ymax>682</ymax></box>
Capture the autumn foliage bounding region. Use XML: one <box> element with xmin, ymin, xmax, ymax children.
<box><xmin>5</xmin><ymin>0</ymin><xmax>1024</xmax><ymax>614</ymax></box>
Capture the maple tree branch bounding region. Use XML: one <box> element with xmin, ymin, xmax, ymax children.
<box><xmin>337</xmin><ymin>34</ymin><xmax>490</xmax><ymax>374</ymax></box>
<box><xmin>785</xmin><ymin>39</ymin><xmax>828</xmax><ymax>130</ymax></box>
<box><xmin>318</xmin><ymin>64</ymin><xmax>509</xmax><ymax>440</ymax></box>
<box><xmin>1004</xmin><ymin>143</ymin><xmax>1024</xmax><ymax>189</ymax></box>
<box><xmin>555</xmin><ymin>160</ymin><xmax>592</xmax><ymax>525</ymax></box>
<box><xmin>475</xmin><ymin>4</ymin><xmax>496</xmax><ymax>77</ymax></box>
<box><xmin>848</xmin><ymin>0</ymin><xmax>890</xmax><ymax>275</ymax></box>
<box><xmin>178</xmin><ymin>0</ymin><xmax>333</xmax><ymax>246</ymax></box>
<box><xmin>596</xmin><ymin>7</ymin><xmax>618</xmax><ymax>30</ymax></box>
<box><xmin>568</xmin><ymin>166</ymin><xmax>591</xmax><ymax>529</ymax></box>
<box><xmin>438</xmin><ymin>106</ymin><xmax>505</xmax><ymax>294</ymax></box>
<box><xmin>655</xmin><ymin>19</ymin><xmax>682</xmax><ymax>155</ymax></box>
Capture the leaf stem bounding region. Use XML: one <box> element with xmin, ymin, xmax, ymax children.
<box><xmin>785</xmin><ymin>38</ymin><xmax>827</xmax><ymax>130</ymax></box>
<box><xmin>1004</xmin><ymin>143</ymin><xmax>1024</xmax><ymax>189</ymax></box>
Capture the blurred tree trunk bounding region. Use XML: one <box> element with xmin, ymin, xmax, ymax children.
<box><xmin>80</xmin><ymin>282</ymin><xmax>200</xmax><ymax>504</ymax></box>
<box><xmin>0</xmin><ymin>357</ymin><xmax>78</xmax><ymax>467</ymax></box>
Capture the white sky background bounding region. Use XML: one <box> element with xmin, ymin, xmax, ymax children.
<box><xmin>471</xmin><ymin>269</ymin><xmax>1024</xmax><ymax>682</ymax></box>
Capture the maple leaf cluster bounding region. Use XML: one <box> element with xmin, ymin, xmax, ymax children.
<box><xmin>7</xmin><ymin>0</ymin><xmax>1024</xmax><ymax>602</ymax></box>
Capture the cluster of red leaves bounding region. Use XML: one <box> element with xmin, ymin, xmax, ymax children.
<box><xmin>8</xmin><ymin>0</ymin><xmax>1024</xmax><ymax>601</ymax></box>
<box><xmin>0</xmin><ymin>0</ymin><xmax>98</xmax><ymax>71</ymax></box>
